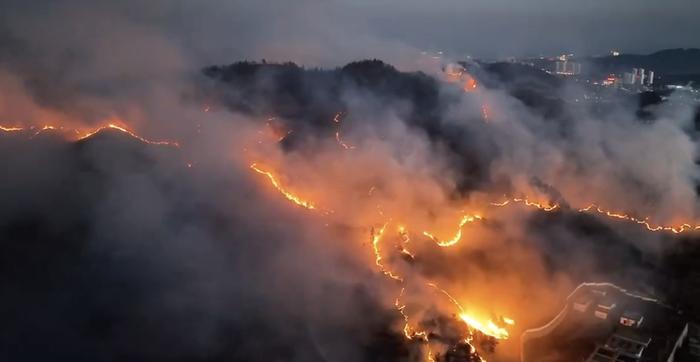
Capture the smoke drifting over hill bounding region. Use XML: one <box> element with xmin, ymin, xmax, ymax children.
<box><xmin>1</xmin><ymin>1</ymin><xmax>700</xmax><ymax>361</ymax></box>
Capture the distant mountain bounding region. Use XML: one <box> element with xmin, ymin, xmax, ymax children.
<box><xmin>588</xmin><ymin>48</ymin><xmax>700</xmax><ymax>75</ymax></box>
<box><xmin>202</xmin><ymin>60</ymin><xmax>442</xmax><ymax>127</ymax></box>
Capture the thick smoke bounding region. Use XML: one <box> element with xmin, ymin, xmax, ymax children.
<box><xmin>1</xmin><ymin>1</ymin><xmax>699</xmax><ymax>362</ymax></box>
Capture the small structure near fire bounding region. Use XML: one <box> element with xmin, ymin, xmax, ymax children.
<box><xmin>619</xmin><ymin>311</ymin><xmax>644</xmax><ymax>328</ymax></box>
<box><xmin>594</xmin><ymin>297</ymin><xmax>617</xmax><ymax>320</ymax></box>
<box><xmin>573</xmin><ymin>294</ymin><xmax>594</xmax><ymax>313</ymax></box>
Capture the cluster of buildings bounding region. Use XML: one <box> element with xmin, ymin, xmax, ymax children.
<box><xmin>572</xmin><ymin>288</ymin><xmax>688</xmax><ymax>362</ymax></box>
<box><xmin>623</xmin><ymin>68</ymin><xmax>655</xmax><ymax>87</ymax></box>
<box><xmin>600</xmin><ymin>68</ymin><xmax>655</xmax><ymax>90</ymax></box>
<box><xmin>522</xmin><ymin>283</ymin><xmax>699</xmax><ymax>362</ymax></box>
<box><xmin>554</xmin><ymin>55</ymin><xmax>582</xmax><ymax>75</ymax></box>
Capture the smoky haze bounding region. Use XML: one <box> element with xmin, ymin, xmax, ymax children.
<box><xmin>1</xmin><ymin>1</ymin><xmax>699</xmax><ymax>362</ymax></box>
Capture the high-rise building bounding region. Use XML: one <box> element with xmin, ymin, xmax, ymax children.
<box><xmin>625</xmin><ymin>68</ymin><xmax>655</xmax><ymax>88</ymax></box>
<box><xmin>555</xmin><ymin>61</ymin><xmax>564</xmax><ymax>74</ymax></box>
<box><xmin>554</xmin><ymin>60</ymin><xmax>581</xmax><ymax>75</ymax></box>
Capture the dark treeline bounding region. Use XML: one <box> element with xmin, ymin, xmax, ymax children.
<box><xmin>202</xmin><ymin>60</ymin><xmax>443</xmax><ymax>134</ymax></box>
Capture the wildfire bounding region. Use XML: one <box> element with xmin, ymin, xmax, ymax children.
<box><xmin>443</xmin><ymin>65</ymin><xmax>479</xmax><ymax>93</ymax></box>
<box><xmin>265</xmin><ymin>117</ymin><xmax>293</xmax><ymax>142</ymax></box>
<box><xmin>331</xmin><ymin>112</ymin><xmax>355</xmax><ymax>150</ymax></box>
<box><xmin>459</xmin><ymin>314</ymin><xmax>510</xmax><ymax>340</ymax></box>
<box><xmin>465</xmin><ymin>77</ymin><xmax>478</xmax><ymax>92</ymax></box>
<box><xmin>11</xmin><ymin>94</ymin><xmax>699</xmax><ymax>361</ymax></box>
<box><xmin>246</xmin><ymin>148</ymin><xmax>700</xmax><ymax>362</ymax></box>
<box><xmin>1</xmin><ymin>122</ymin><xmax>179</xmax><ymax>147</ymax></box>
<box><xmin>0</xmin><ymin>125</ymin><xmax>23</xmax><ymax>132</ymax></box>
<box><xmin>423</xmin><ymin>214</ymin><xmax>482</xmax><ymax>247</ymax></box>
<box><xmin>428</xmin><ymin>283</ymin><xmax>512</xmax><ymax>340</ymax></box>
<box><xmin>397</xmin><ymin>226</ymin><xmax>416</xmax><ymax>259</ymax></box>
<box><xmin>491</xmin><ymin>198</ymin><xmax>558</xmax><ymax>212</ymax></box>
<box><xmin>249</xmin><ymin>163</ymin><xmax>316</xmax><ymax>210</ymax></box>
<box><xmin>492</xmin><ymin>197</ymin><xmax>700</xmax><ymax>234</ymax></box>
<box><xmin>395</xmin><ymin>288</ymin><xmax>428</xmax><ymax>340</ymax></box>
<box><xmin>77</xmin><ymin>124</ymin><xmax>180</xmax><ymax>146</ymax></box>
<box><xmin>578</xmin><ymin>204</ymin><xmax>700</xmax><ymax>234</ymax></box>
<box><xmin>371</xmin><ymin>222</ymin><xmax>404</xmax><ymax>282</ymax></box>
<box><xmin>247</xmin><ymin>160</ymin><xmax>518</xmax><ymax>360</ymax></box>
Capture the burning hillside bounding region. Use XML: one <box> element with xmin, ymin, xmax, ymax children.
<box><xmin>2</xmin><ymin>57</ymin><xmax>700</xmax><ymax>362</ymax></box>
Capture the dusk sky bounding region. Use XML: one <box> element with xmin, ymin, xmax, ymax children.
<box><xmin>2</xmin><ymin>0</ymin><xmax>699</xmax><ymax>69</ymax></box>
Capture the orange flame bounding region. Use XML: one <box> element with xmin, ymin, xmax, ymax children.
<box><xmin>464</xmin><ymin>77</ymin><xmax>478</xmax><ymax>92</ymax></box>
<box><xmin>1</xmin><ymin>122</ymin><xmax>179</xmax><ymax>147</ymax></box>
<box><xmin>332</xmin><ymin>112</ymin><xmax>355</xmax><ymax>150</ymax></box>
<box><xmin>423</xmin><ymin>214</ymin><xmax>482</xmax><ymax>247</ymax></box>
<box><xmin>492</xmin><ymin>197</ymin><xmax>700</xmax><ymax>234</ymax></box>
<box><xmin>458</xmin><ymin>314</ymin><xmax>510</xmax><ymax>340</ymax></box>
<box><xmin>371</xmin><ymin>222</ymin><xmax>404</xmax><ymax>282</ymax></box>
<box><xmin>77</xmin><ymin>124</ymin><xmax>180</xmax><ymax>146</ymax></box>
<box><xmin>427</xmin><ymin>283</ymin><xmax>512</xmax><ymax>340</ymax></box>
<box><xmin>578</xmin><ymin>204</ymin><xmax>700</xmax><ymax>234</ymax></box>
<box><xmin>395</xmin><ymin>288</ymin><xmax>428</xmax><ymax>341</ymax></box>
<box><xmin>491</xmin><ymin>197</ymin><xmax>558</xmax><ymax>212</ymax></box>
<box><xmin>249</xmin><ymin>163</ymin><xmax>316</xmax><ymax>210</ymax></box>
<box><xmin>0</xmin><ymin>125</ymin><xmax>23</xmax><ymax>132</ymax></box>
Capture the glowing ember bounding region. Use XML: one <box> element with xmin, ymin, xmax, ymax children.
<box><xmin>331</xmin><ymin>112</ymin><xmax>355</xmax><ymax>150</ymax></box>
<box><xmin>335</xmin><ymin>131</ymin><xmax>356</xmax><ymax>150</ymax></box>
<box><xmin>465</xmin><ymin>77</ymin><xmax>478</xmax><ymax>92</ymax></box>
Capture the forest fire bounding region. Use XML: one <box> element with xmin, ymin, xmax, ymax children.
<box><xmin>332</xmin><ymin>112</ymin><xmax>356</xmax><ymax>149</ymax></box>
<box><xmin>493</xmin><ymin>197</ymin><xmax>700</xmax><ymax>234</ymax></box>
<box><xmin>246</xmin><ymin>121</ymin><xmax>700</xmax><ymax>359</ymax></box>
<box><xmin>249</xmin><ymin>163</ymin><xmax>316</xmax><ymax>210</ymax></box>
<box><xmin>423</xmin><ymin>214</ymin><xmax>483</xmax><ymax>247</ymax></box>
<box><xmin>0</xmin><ymin>122</ymin><xmax>179</xmax><ymax>147</ymax></box>
<box><xmin>459</xmin><ymin>314</ymin><xmax>510</xmax><ymax>340</ymax></box>
<box><xmin>247</xmin><ymin>155</ymin><xmax>515</xmax><ymax>358</ymax></box>
<box><xmin>7</xmin><ymin>108</ymin><xmax>693</xmax><ymax>360</ymax></box>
